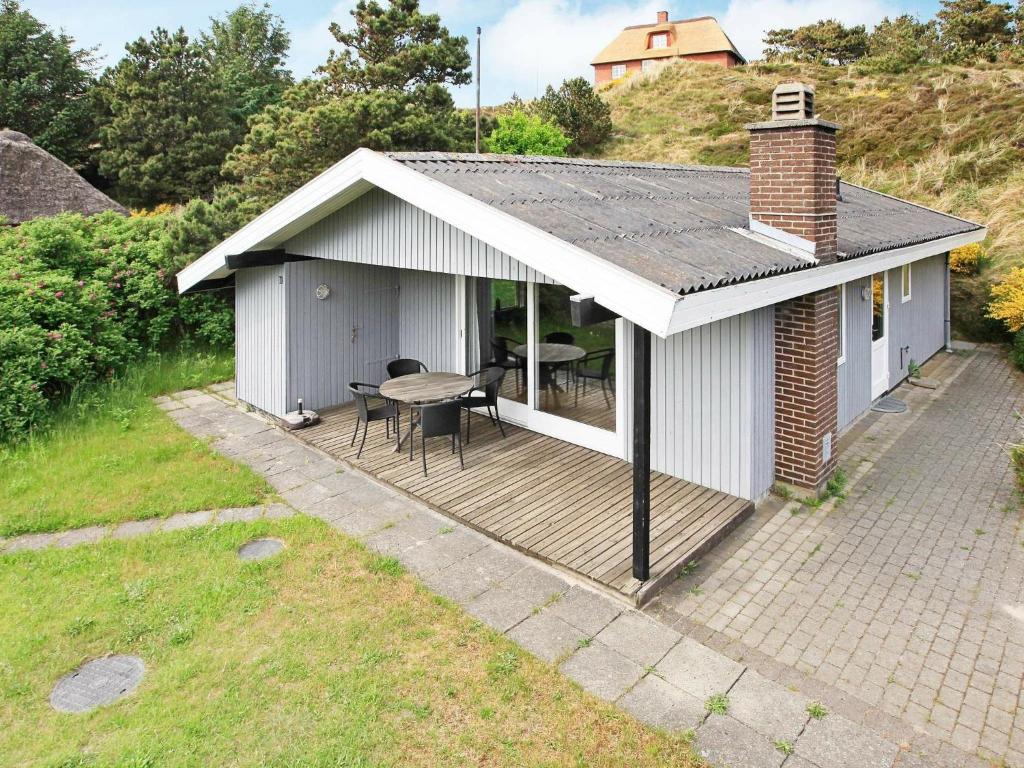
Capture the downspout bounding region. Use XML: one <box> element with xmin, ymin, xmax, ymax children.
<box><xmin>944</xmin><ymin>251</ymin><xmax>952</xmax><ymax>352</ymax></box>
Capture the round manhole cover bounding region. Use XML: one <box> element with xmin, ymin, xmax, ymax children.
<box><xmin>237</xmin><ymin>538</ymin><xmax>285</xmax><ymax>561</ymax></box>
<box><xmin>50</xmin><ymin>655</ymin><xmax>145</xmax><ymax>713</ymax></box>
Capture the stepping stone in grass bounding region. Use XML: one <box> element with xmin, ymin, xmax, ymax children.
<box><xmin>238</xmin><ymin>538</ymin><xmax>285</xmax><ymax>561</ymax></box>
<box><xmin>50</xmin><ymin>655</ymin><xmax>145</xmax><ymax>713</ymax></box>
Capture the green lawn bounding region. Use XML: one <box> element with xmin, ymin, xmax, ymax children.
<box><xmin>0</xmin><ymin>517</ymin><xmax>700</xmax><ymax>767</ymax></box>
<box><xmin>0</xmin><ymin>350</ymin><xmax>270</xmax><ymax>537</ymax></box>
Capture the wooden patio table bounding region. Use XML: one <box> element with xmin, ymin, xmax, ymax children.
<box><xmin>513</xmin><ymin>343</ymin><xmax>586</xmax><ymax>408</ymax></box>
<box><xmin>379</xmin><ymin>372</ymin><xmax>473</xmax><ymax>451</ymax></box>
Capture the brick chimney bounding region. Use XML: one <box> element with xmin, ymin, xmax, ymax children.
<box><xmin>746</xmin><ymin>83</ymin><xmax>839</xmax><ymax>264</ymax></box>
<box><xmin>748</xmin><ymin>83</ymin><xmax>842</xmax><ymax>495</ymax></box>
<box><xmin>656</xmin><ymin>10</ymin><xmax>669</xmax><ymax>22</ymax></box>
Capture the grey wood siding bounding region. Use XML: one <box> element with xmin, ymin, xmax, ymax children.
<box><xmin>286</xmin><ymin>187</ymin><xmax>554</xmax><ymax>284</ymax></box>
<box><xmin>837</xmin><ymin>277</ymin><xmax>872</xmax><ymax>430</ymax></box>
<box><xmin>236</xmin><ymin>266</ymin><xmax>286</xmax><ymax>415</ymax></box>
<box><xmin>284</xmin><ymin>259</ymin><xmax>399</xmax><ymax>412</ymax></box>
<box><xmin>641</xmin><ymin>306</ymin><xmax>775</xmax><ymax>500</ymax></box>
<box><xmin>397</xmin><ymin>269</ymin><xmax>459</xmax><ymax>373</ymax></box>
<box><xmin>887</xmin><ymin>254</ymin><xmax>946</xmax><ymax>387</ymax></box>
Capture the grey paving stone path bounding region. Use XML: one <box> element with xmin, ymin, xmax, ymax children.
<box><xmin>152</xmin><ymin>381</ymin><xmax>995</xmax><ymax>768</ymax></box>
<box><xmin>0</xmin><ymin>504</ymin><xmax>294</xmax><ymax>554</ymax></box>
<box><xmin>651</xmin><ymin>349</ymin><xmax>1024</xmax><ymax>768</ymax></box>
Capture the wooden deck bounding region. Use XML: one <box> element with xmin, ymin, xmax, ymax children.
<box><xmin>297</xmin><ymin>404</ymin><xmax>753</xmax><ymax>602</ymax></box>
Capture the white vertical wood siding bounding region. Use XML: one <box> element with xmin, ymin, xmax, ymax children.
<box><xmin>837</xmin><ymin>277</ymin><xmax>872</xmax><ymax>430</ymax></box>
<box><xmin>286</xmin><ymin>187</ymin><xmax>554</xmax><ymax>284</ymax></box>
<box><xmin>235</xmin><ymin>266</ymin><xmax>285</xmax><ymax>415</ymax></box>
<box><xmin>633</xmin><ymin>307</ymin><xmax>775</xmax><ymax>500</ymax></box>
<box><xmin>284</xmin><ymin>259</ymin><xmax>399</xmax><ymax>412</ymax></box>
<box><xmin>887</xmin><ymin>254</ymin><xmax>946</xmax><ymax>387</ymax></box>
<box><xmin>397</xmin><ymin>269</ymin><xmax>459</xmax><ymax>373</ymax></box>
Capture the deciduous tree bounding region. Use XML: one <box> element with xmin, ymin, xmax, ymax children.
<box><xmin>486</xmin><ymin>110</ymin><xmax>571</xmax><ymax>156</ymax></box>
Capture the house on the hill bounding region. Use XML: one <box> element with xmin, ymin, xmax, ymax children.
<box><xmin>591</xmin><ymin>12</ymin><xmax>745</xmax><ymax>85</ymax></box>
<box><xmin>0</xmin><ymin>129</ymin><xmax>126</xmax><ymax>224</ymax></box>
<box><xmin>177</xmin><ymin>83</ymin><xmax>983</xmax><ymax>602</ymax></box>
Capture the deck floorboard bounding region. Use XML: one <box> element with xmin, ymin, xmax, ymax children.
<box><xmin>297</xmin><ymin>403</ymin><xmax>753</xmax><ymax>601</ymax></box>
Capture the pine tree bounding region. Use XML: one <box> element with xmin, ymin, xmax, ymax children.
<box><xmin>0</xmin><ymin>0</ymin><xmax>96</xmax><ymax>170</ymax></box>
<box><xmin>937</xmin><ymin>0</ymin><xmax>1014</xmax><ymax>61</ymax></box>
<box><xmin>204</xmin><ymin>3</ymin><xmax>293</xmax><ymax>146</ymax></box>
<box><xmin>536</xmin><ymin>77</ymin><xmax>612</xmax><ymax>156</ymax></box>
<box><xmin>96</xmin><ymin>28</ymin><xmax>234</xmax><ymax>207</ymax></box>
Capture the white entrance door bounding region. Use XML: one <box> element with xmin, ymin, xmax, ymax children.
<box><xmin>870</xmin><ymin>272</ymin><xmax>889</xmax><ymax>399</ymax></box>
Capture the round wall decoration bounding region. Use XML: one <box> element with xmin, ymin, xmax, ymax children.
<box><xmin>315</xmin><ymin>283</ymin><xmax>331</xmax><ymax>300</ymax></box>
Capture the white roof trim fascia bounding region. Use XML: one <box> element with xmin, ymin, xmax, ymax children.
<box><xmin>664</xmin><ymin>228</ymin><xmax>986</xmax><ymax>336</ymax></box>
<box><xmin>176</xmin><ymin>150</ymin><xmax>371</xmax><ymax>292</ymax></box>
<box><xmin>176</xmin><ymin>148</ymin><xmax>683</xmax><ymax>335</ymax></box>
<box><xmin>358</xmin><ymin>151</ymin><xmax>681</xmax><ymax>335</ymax></box>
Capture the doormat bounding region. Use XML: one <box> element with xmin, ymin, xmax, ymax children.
<box><xmin>871</xmin><ymin>396</ymin><xmax>908</xmax><ymax>414</ymax></box>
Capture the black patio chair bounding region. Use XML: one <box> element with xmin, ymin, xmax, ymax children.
<box><xmin>458</xmin><ymin>366</ymin><xmax>507</xmax><ymax>444</ymax></box>
<box><xmin>348</xmin><ymin>382</ymin><xmax>399</xmax><ymax>458</ymax></box>
<box><xmin>408</xmin><ymin>400</ymin><xmax>464</xmax><ymax>476</ymax></box>
<box><xmin>544</xmin><ymin>331</ymin><xmax>576</xmax><ymax>386</ymax></box>
<box><xmin>386</xmin><ymin>358</ymin><xmax>428</xmax><ymax>378</ymax></box>
<box><xmin>575</xmin><ymin>348</ymin><xmax>615</xmax><ymax>407</ymax></box>
<box><xmin>490</xmin><ymin>336</ymin><xmax>524</xmax><ymax>391</ymax></box>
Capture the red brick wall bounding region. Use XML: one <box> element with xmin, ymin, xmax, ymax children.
<box><xmin>774</xmin><ymin>288</ymin><xmax>839</xmax><ymax>491</ymax></box>
<box><xmin>593</xmin><ymin>51</ymin><xmax>740</xmax><ymax>84</ymax></box>
<box><xmin>749</xmin><ymin>125</ymin><xmax>838</xmax><ymax>263</ymax></box>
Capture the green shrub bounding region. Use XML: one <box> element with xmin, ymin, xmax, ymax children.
<box><xmin>0</xmin><ymin>211</ymin><xmax>232</xmax><ymax>442</ymax></box>
<box><xmin>1012</xmin><ymin>328</ymin><xmax>1024</xmax><ymax>371</ymax></box>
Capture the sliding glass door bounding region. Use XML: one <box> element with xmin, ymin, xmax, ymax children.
<box><xmin>464</xmin><ymin>277</ymin><xmax>624</xmax><ymax>457</ymax></box>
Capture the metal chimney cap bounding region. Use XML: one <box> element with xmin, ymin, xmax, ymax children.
<box><xmin>772</xmin><ymin>82</ymin><xmax>815</xmax><ymax>121</ymax></box>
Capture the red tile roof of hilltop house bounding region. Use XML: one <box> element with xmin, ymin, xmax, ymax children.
<box><xmin>590</xmin><ymin>15</ymin><xmax>745</xmax><ymax>66</ymax></box>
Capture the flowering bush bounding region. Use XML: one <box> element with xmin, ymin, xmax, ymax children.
<box><xmin>949</xmin><ymin>243</ymin><xmax>983</xmax><ymax>274</ymax></box>
<box><xmin>988</xmin><ymin>266</ymin><xmax>1024</xmax><ymax>334</ymax></box>
<box><xmin>0</xmin><ymin>211</ymin><xmax>233</xmax><ymax>441</ymax></box>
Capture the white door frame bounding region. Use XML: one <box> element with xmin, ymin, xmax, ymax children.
<box><xmin>456</xmin><ymin>277</ymin><xmax>626</xmax><ymax>459</ymax></box>
<box><xmin>871</xmin><ymin>272</ymin><xmax>890</xmax><ymax>399</ymax></box>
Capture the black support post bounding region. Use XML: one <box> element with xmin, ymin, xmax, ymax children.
<box><xmin>632</xmin><ymin>324</ymin><xmax>652</xmax><ymax>581</ymax></box>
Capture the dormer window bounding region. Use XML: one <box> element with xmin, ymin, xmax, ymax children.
<box><xmin>649</xmin><ymin>32</ymin><xmax>669</xmax><ymax>49</ymax></box>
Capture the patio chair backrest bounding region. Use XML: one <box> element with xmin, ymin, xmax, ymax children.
<box><xmin>348</xmin><ymin>381</ymin><xmax>379</xmax><ymax>420</ymax></box>
<box><xmin>586</xmin><ymin>348</ymin><xmax>615</xmax><ymax>377</ymax></box>
<box><xmin>491</xmin><ymin>336</ymin><xmax>521</xmax><ymax>364</ymax></box>
<box><xmin>469</xmin><ymin>366</ymin><xmax>506</xmax><ymax>403</ymax></box>
<box><xmin>544</xmin><ymin>331</ymin><xmax>575</xmax><ymax>345</ymax></box>
<box><xmin>387</xmin><ymin>358</ymin><xmax>427</xmax><ymax>378</ymax></box>
<box><xmin>417</xmin><ymin>400</ymin><xmax>461</xmax><ymax>439</ymax></box>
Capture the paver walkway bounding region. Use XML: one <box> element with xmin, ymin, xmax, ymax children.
<box><xmin>0</xmin><ymin>504</ymin><xmax>294</xmax><ymax>554</ymax></box>
<box><xmin>651</xmin><ymin>348</ymin><xmax>1024</xmax><ymax>767</ymax></box>
<box><xmin>149</xmin><ymin>377</ymin><xmax>999</xmax><ymax>768</ymax></box>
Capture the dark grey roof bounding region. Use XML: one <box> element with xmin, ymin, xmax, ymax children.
<box><xmin>0</xmin><ymin>129</ymin><xmax>127</xmax><ymax>225</ymax></box>
<box><xmin>385</xmin><ymin>153</ymin><xmax>981</xmax><ymax>294</ymax></box>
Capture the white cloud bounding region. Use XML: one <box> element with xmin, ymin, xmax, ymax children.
<box><xmin>453</xmin><ymin>0</ymin><xmax>661</xmax><ymax>106</ymax></box>
<box><xmin>720</xmin><ymin>0</ymin><xmax>897</xmax><ymax>62</ymax></box>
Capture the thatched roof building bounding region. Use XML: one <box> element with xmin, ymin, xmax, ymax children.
<box><xmin>0</xmin><ymin>129</ymin><xmax>127</xmax><ymax>224</ymax></box>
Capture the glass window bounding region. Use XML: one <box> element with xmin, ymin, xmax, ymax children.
<box><xmin>901</xmin><ymin>263</ymin><xmax>912</xmax><ymax>302</ymax></box>
<box><xmin>872</xmin><ymin>273</ymin><xmax>885</xmax><ymax>342</ymax></box>
<box><xmin>836</xmin><ymin>284</ymin><xmax>845</xmax><ymax>364</ymax></box>
<box><xmin>611</xmin><ymin>64</ymin><xmax>627</xmax><ymax>79</ymax></box>
<box><xmin>650</xmin><ymin>32</ymin><xmax>668</xmax><ymax>48</ymax></box>
<box><xmin>642</xmin><ymin>59</ymin><xmax>654</xmax><ymax>73</ymax></box>
<box><xmin>474</xmin><ymin>278</ymin><xmax>527</xmax><ymax>405</ymax></box>
<box><xmin>534</xmin><ymin>284</ymin><xmax>616</xmax><ymax>432</ymax></box>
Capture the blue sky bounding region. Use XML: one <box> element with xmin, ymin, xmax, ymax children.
<box><xmin>30</xmin><ymin>0</ymin><xmax>942</xmax><ymax>106</ymax></box>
